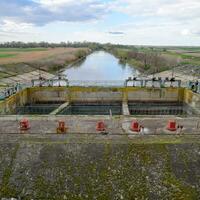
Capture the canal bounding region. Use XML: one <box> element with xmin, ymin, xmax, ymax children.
<box><xmin>62</xmin><ymin>51</ymin><xmax>139</xmax><ymax>85</ymax></box>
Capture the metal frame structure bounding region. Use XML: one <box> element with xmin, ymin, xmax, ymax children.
<box><xmin>0</xmin><ymin>83</ymin><xmax>22</xmax><ymax>100</ymax></box>
<box><xmin>124</xmin><ymin>77</ymin><xmax>182</xmax><ymax>88</ymax></box>
<box><xmin>0</xmin><ymin>76</ymin><xmax>197</xmax><ymax>101</ymax></box>
<box><xmin>31</xmin><ymin>74</ymin><xmax>69</xmax><ymax>87</ymax></box>
<box><xmin>188</xmin><ymin>80</ymin><xmax>200</xmax><ymax>93</ymax></box>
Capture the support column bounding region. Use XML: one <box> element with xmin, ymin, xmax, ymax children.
<box><xmin>50</xmin><ymin>102</ymin><xmax>70</xmax><ymax>115</ymax></box>
<box><xmin>122</xmin><ymin>101</ymin><xmax>130</xmax><ymax>116</ymax></box>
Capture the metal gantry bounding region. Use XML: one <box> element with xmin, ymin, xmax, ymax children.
<box><xmin>1</xmin><ymin>75</ymin><xmax>200</xmax><ymax>101</ymax></box>
<box><xmin>124</xmin><ymin>77</ymin><xmax>182</xmax><ymax>88</ymax></box>
<box><xmin>188</xmin><ymin>80</ymin><xmax>200</xmax><ymax>93</ymax></box>
<box><xmin>31</xmin><ymin>74</ymin><xmax>69</xmax><ymax>87</ymax></box>
<box><xmin>0</xmin><ymin>83</ymin><xmax>22</xmax><ymax>100</ymax></box>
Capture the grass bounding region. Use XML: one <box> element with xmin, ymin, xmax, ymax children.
<box><xmin>0</xmin><ymin>48</ymin><xmax>48</xmax><ymax>52</ymax></box>
<box><xmin>169</xmin><ymin>47</ymin><xmax>200</xmax><ymax>51</ymax></box>
<box><xmin>0</xmin><ymin>54</ymin><xmax>17</xmax><ymax>58</ymax></box>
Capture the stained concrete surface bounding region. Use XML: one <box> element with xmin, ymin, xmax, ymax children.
<box><xmin>0</xmin><ymin>133</ymin><xmax>200</xmax><ymax>199</ymax></box>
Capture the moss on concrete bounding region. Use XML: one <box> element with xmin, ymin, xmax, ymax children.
<box><xmin>0</xmin><ymin>144</ymin><xmax>19</xmax><ymax>198</ymax></box>
<box><xmin>0</xmin><ymin>138</ymin><xmax>200</xmax><ymax>199</ymax></box>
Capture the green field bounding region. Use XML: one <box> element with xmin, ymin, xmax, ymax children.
<box><xmin>0</xmin><ymin>54</ymin><xmax>17</xmax><ymax>58</ymax></box>
<box><xmin>0</xmin><ymin>48</ymin><xmax>48</xmax><ymax>52</ymax></box>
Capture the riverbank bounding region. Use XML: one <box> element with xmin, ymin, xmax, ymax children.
<box><xmin>108</xmin><ymin>47</ymin><xmax>200</xmax><ymax>82</ymax></box>
<box><xmin>109</xmin><ymin>48</ymin><xmax>178</xmax><ymax>75</ymax></box>
<box><xmin>59</xmin><ymin>50</ymin><xmax>93</xmax><ymax>73</ymax></box>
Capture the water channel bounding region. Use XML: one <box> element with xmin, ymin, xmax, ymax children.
<box><xmin>62</xmin><ymin>51</ymin><xmax>139</xmax><ymax>86</ymax></box>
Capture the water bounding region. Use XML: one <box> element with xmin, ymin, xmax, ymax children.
<box><xmin>128</xmin><ymin>102</ymin><xmax>191</xmax><ymax>116</ymax></box>
<box><xmin>62</xmin><ymin>51</ymin><xmax>139</xmax><ymax>82</ymax></box>
<box><xmin>15</xmin><ymin>102</ymin><xmax>63</xmax><ymax>115</ymax></box>
<box><xmin>58</xmin><ymin>102</ymin><xmax>122</xmax><ymax>115</ymax></box>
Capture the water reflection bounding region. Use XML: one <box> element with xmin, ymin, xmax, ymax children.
<box><xmin>62</xmin><ymin>51</ymin><xmax>139</xmax><ymax>81</ymax></box>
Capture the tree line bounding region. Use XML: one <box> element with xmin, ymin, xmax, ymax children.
<box><xmin>0</xmin><ymin>41</ymin><xmax>142</xmax><ymax>50</ymax></box>
<box><xmin>0</xmin><ymin>41</ymin><xmax>104</xmax><ymax>49</ymax></box>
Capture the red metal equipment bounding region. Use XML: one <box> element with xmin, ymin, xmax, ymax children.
<box><xmin>57</xmin><ymin>121</ymin><xmax>67</xmax><ymax>134</ymax></box>
<box><xmin>130</xmin><ymin>121</ymin><xmax>141</xmax><ymax>132</ymax></box>
<box><xmin>20</xmin><ymin>119</ymin><xmax>30</xmax><ymax>131</ymax></box>
<box><xmin>167</xmin><ymin>120</ymin><xmax>177</xmax><ymax>131</ymax></box>
<box><xmin>96</xmin><ymin>121</ymin><xmax>106</xmax><ymax>132</ymax></box>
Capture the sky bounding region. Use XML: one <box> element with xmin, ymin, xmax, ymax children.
<box><xmin>0</xmin><ymin>0</ymin><xmax>200</xmax><ymax>46</ymax></box>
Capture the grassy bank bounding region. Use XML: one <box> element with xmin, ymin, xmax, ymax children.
<box><xmin>109</xmin><ymin>48</ymin><xmax>178</xmax><ymax>75</ymax></box>
<box><xmin>108</xmin><ymin>46</ymin><xmax>200</xmax><ymax>75</ymax></box>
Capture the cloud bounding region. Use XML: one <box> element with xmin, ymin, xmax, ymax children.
<box><xmin>0</xmin><ymin>19</ymin><xmax>34</xmax><ymax>33</ymax></box>
<box><xmin>108</xmin><ymin>31</ymin><xmax>125</xmax><ymax>35</ymax></box>
<box><xmin>0</xmin><ymin>0</ymin><xmax>110</xmax><ymax>26</ymax></box>
<box><xmin>1</xmin><ymin>0</ymin><xmax>200</xmax><ymax>45</ymax></box>
<box><xmin>115</xmin><ymin>0</ymin><xmax>200</xmax><ymax>22</ymax></box>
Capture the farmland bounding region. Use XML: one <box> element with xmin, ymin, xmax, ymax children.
<box><xmin>109</xmin><ymin>46</ymin><xmax>200</xmax><ymax>81</ymax></box>
<box><xmin>0</xmin><ymin>47</ymin><xmax>90</xmax><ymax>85</ymax></box>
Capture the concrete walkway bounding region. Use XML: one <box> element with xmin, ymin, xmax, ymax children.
<box><xmin>0</xmin><ymin>70</ymin><xmax>54</xmax><ymax>85</ymax></box>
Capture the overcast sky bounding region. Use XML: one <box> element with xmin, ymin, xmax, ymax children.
<box><xmin>0</xmin><ymin>0</ymin><xmax>200</xmax><ymax>45</ymax></box>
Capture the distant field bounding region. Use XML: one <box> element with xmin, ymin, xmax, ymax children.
<box><xmin>0</xmin><ymin>53</ymin><xmax>16</xmax><ymax>58</ymax></box>
<box><xmin>0</xmin><ymin>48</ymin><xmax>48</xmax><ymax>52</ymax></box>
<box><xmin>0</xmin><ymin>47</ymin><xmax>89</xmax><ymax>65</ymax></box>
<box><xmin>0</xmin><ymin>47</ymin><xmax>90</xmax><ymax>83</ymax></box>
<box><xmin>168</xmin><ymin>47</ymin><xmax>200</xmax><ymax>52</ymax></box>
<box><xmin>164</xmin><ymin>48</ymin><xmax>200</xmax><ymax>65</ymax></box>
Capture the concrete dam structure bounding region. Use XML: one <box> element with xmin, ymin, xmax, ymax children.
<box><xmin>0</xmin><ymin>86</ymin><xmax>199</xmax><ymax>134</ymax></box>
<box><xmin>1</xmin><ymin>85</ymin><xmax>200</xmax><ymax>199</ymax></box>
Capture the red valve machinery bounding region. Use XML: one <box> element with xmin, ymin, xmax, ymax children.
<box><xmin>20</xmin><ymin>118</ymin><xmax>30</xmax><ymax>131</ymax></box>
<box><xmin>57</xmin><ymin>121</ymin><xmax>67</xmax><ymax>134</ymax></box>
<box><xmin>130</xmin><ymin>121</ymin><xmax>141</xmax><ymax>132</ymax></box>
<box><xmin>96</xmin><ymin>121</ymin><xmax>106</xmax><ymax>132</ymax></box>
<box><xmin>167</xmin><ymin>120</ymin><xmax>177</xmax><ymax>131</ymax></box>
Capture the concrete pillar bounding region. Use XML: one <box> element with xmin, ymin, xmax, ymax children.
<box><xmin>122</xmin><ymin>101</ymin><xmax>130</xmax><ymax>116</ymax></box>
<box><xmin>50</xmin><ymin>102</ymin><xmax>70</xmax><ymax>115</ymax></box>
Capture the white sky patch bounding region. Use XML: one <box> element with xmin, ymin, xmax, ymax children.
<box><xmin>114</xmin><ymin>0</ymin><xmax>200</xmax><ymax>21</ymax></box>
<box><xmin>181</xmin><ymin>29</ymin><xmax>190</xmax><ymax>36</ymax></box>
<box><xmin>0</xmin><ymin>19</ymin><xmax>35</xmax><ymax>33</ymax></box>
<box><xmin>33</xmin><ymin>0</ymin><xmax>76</xmax><ymax>6</ymax></box>
<box><xmin>32</xmin><ymin>0</ymin><xmax>106</xmax><ymax>12</ymax></box>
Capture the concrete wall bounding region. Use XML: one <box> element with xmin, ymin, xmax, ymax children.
<box><xmin>28</xmin><ymin>87</ymin><xmax>185</xmax><ymax>103</ymax></box>
<box><xmin>0</xmin><ymin>89</ymin><xmax>28</xmax><ymax>114</ymax></box>
<box><xmin>0</xmin><ymin>86</ymin><xmax>195</xmax><ymax>114</ymax></box>
<box><xmin>184</xmin><ymin>89</ymin><xmax>200</xmax><ymax>113</ymax></box>
<box><xmin>126</xmin><ymin>87</ymin><xmax>184</xmax><ymax>102</ymax></box>
<box><xmin>29</xmin><ymin>87</ymin><xmax>70</xmax><ymax>102</ymax></box>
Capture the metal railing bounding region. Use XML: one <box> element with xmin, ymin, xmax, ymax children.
<box><xmin>1</xmin><ymin>78</ymin><xmax>200</xmax><ymax>101</ymax></box>
<box><xmin>69</xmin><ymin>80</ymin><xmax>124</xmax><ymax>87</ymax></box>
